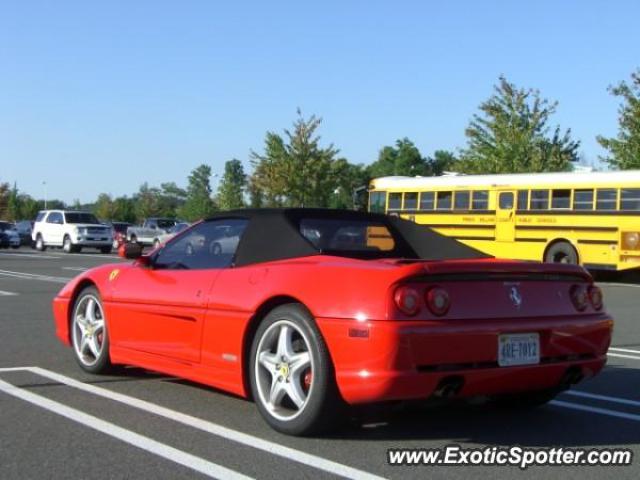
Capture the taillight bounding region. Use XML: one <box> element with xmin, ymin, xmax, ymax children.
<box><xmin>425</xmin><ymin>287</ymin><xmax>450</xmax><ymax>316</ymax></box>
<box><xmin>588</xmin><ymin>285</ymin><xmax>603</xmax><ymax>310</ymax></box>
<box><xmin>394</xmin><ymin>286</ymin><xmax>420</xmax><ymax>316</ymax></box>
<box><xmin>570</xmin><ymin>284</ymin><xmax>588</xmax><ymax>311</ymax></box>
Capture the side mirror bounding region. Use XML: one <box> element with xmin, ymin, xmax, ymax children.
<box><xmin>119</xmin><ymin>242</ymin><xmax>143</xmax><ymax>259</ymax></box>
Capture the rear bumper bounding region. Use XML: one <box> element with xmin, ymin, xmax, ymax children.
<box><xmin>317</xmin><ymin>314</ymin><xmax>612</xmax><ymax>405</ymax></box>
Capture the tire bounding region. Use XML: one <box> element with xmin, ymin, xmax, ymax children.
<box><xmin>544</xmin><ymin>241</ymin><xmax>578</xmax><ymax>265</ymax></box>
<box><xmin>493</xmin><ymin>388</ymin><xmax>562</xmax><ymax>410</ymax></box>
<box><xmin>100</xmin><ymin>246</ymin><xmax>112</xmax><ymax>254</ymax></box>
<box><xmin>35</xmin><ymin>234</ymin><xmax>46</xmax><ymax>251</ymax></box>
<box><xmin>249</xmin><ymin>304</ymin><xmax>343</xmax><ymax>436</ymax></box>
<box><xmin>63</xmin><ymin>235</ymin><xmax>77</xmax><ymax>253</ymax></box>
<box><xmin>70</xmin><ymin>286</ymin><xmax>112</xmax><ymax>374</ymax></box>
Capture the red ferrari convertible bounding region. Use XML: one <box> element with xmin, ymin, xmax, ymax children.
<box><xmin>52</xmin><ymin>209</ymin><xmax>612</xmax><ymax>435</ymax></box>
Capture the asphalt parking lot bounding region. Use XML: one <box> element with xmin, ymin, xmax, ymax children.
<box><xmin>0</xmin><ymin>248</ymin><xmax>639</xmax><ymax>479</ymax></box>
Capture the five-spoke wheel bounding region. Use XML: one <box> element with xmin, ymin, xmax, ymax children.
<box><xmin>249</xmin><ymin>304</ymin><xmax>342</xmax><ymax>435</ymax></box>
<box><xmin>71</xmin><ymin>287</ymin><xmax>112</xmax><ymax>373</ymax></box>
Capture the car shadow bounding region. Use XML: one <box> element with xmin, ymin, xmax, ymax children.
<box><xmin>329</xmin><ymin>365</ymin><xmax>640</xmax><ymax>447</ymax></box>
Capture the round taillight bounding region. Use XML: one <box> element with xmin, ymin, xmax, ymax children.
<box><xmin>394</xmin><ymin>286</ymin><xmax>421</xmax><ymax>316</ymax></box>
<box><xmin>426</xmin><ymin>287</ymin><xmax>450</xmax><ymax>316</ymax></box>
<box><xmin>588</xmin><ymin>285</ymin><xmax>603</xmax><ymax>311</ymax></box>
<box><xmin>570</xmin><ymin>284</ymin><xmax>588</xmax><ymax>311</ymax></box>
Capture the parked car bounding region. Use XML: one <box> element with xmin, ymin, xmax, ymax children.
<box><xmin>0</xmin><ymin>221</ymin><xmax>20</xmax><ymax>249</ymax></box>
<box><xmin>52</xmin><ymin>209</ymin><xmax>612</xmax><ymax>436</ymax></box>
<box><xmin>0</xmin><ymin>231</ymin><xmax>10</xmax><ymax>248</ymax></box>
<box><xmin>14</xmin><ymin>220</ymin><xmax>34</xmax><ymax>246</ymax></box>
<box><xmin>127</xmin><ymin>218</ymin><xmax>178</xmax><ymax>246</ymax></box>
<box><xmin>32</xmin><ymin>210</ymin><xmax>113</xmax><ymax>253</ymax></box>
<box><xmin>153</xmin><ymin>222</ymin><xmax>190</xmax><ymax>249</ymax></box>
<box><xmin>104</xmin><ymin>221</ymin><xmax>132</xmax><ymax>250</ymax></box>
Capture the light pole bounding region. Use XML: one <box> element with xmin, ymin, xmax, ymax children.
<box><xmin>42</xmin><ymin>181</ymin><xmax>47</xmax><ymax>209</ymax></box>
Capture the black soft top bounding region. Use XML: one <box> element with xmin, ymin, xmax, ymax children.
<box><xmin>205</xmin><ymin>208</ymin><xmax>489</xmax><ymax>267</ymax></box>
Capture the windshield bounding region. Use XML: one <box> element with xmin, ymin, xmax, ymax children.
<box><xmin>65</xmin><ymin>213</ymin><xmax>100</xmax><ymax>224</ymax></box>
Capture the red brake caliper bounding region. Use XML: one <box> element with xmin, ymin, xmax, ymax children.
<box><xmin>303</xmin><ymin>370</ymin><xmax>312</xmax><ymax>390</ymax></box>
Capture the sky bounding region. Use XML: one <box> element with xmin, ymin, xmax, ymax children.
<box><xmin>1</xmin><ymin>0</ymin><xmax>639</xmax><ymax>203</ymax></box>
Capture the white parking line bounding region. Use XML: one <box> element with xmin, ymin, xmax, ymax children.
<box><xmin>564</xmin><ymin>390</ymin><xmax>640</xmax><ymax>408</ymax></box>
<box><xmin>609</xmin><ymin>347</ymin><xmax>640</xmax><ymax>355</ymax></box>
<box><xmin>8</xmin><ymin>366</ymin><xmax>385</xmax><ymax>480</ymax></box>
<box><xmin>0</xmin><ymin>269</ymin><xmax>71</xmax><ymax>284</ymax></box>
<box><xmin>0</xmin><ymin>290</ymin><xmax>18</xmax><ymax>296</ymax></box>
<box><xmin>551</xmin><ymin>400</ymin><xmax>640</xmax><ymax>422</ymax></box>
<box><xmin>0</xmin><ymin>252</ymin><xmax>60</xmax><ymax>259</ymax></box>
<box><xmin>598</xmin><ymin>282</ymin><xmax>640</xmax><ymax>288</ymax></box>
<box><xmin>62</xmin><ymin>267</ymin><xmax>87</xmax><ymax>272</ymax></box>
<box><xmin>608</xmin><ymin>352</ymin><xmax>640</xmax><ymax>361</ymax></box>
<box><xmin>0</xmin><ymin>378</ymin><xmax>252</xmax><ymax>480</ymax></box>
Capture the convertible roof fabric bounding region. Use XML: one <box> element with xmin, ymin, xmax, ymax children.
<box><xmin>205</xmin><ymin>208</ymin><xmax>490</xmax><ymax>266</ymax></box>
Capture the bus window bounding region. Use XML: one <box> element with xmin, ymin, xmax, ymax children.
<box><xmin>420</xmin><ymin>192</ymin><xmax>435</xmax><ymax>210</ymax></box>
<box><xmin>573</xmin><ymin>189</ymin><xmax>594</xmax><ymax>210</ymax></box>
<box><xmin>499</xmin><ymin>192</ymin><xmax>514</xmax><ymax>209</ymax></box>
<box><xmin>369</xmin><ymin>191</ymin><xmax>387</xmax><ymax>213</ymax></box>
<box><xmin>472</xmin><ymin>191</ymin><xmax>489</xmax><ymax>210</ymax></box>
<box><xmin>551</xmin><ymin>189</ymin><xmax>571</xmax><ymax>209</ymax></box>
<box><xmin>403</xmin><ymin>192</ymin><xmax>418</xmax><ymax>210</ymax></box>
<box><xmin>436</xmin><ymin>191</ymin><xmax>452</xmax><ymax>210</ymax></box>
<box><xmin>517</xmin><ymin>190</ymin><xmax>529</xmax><ymax>210</ymax></box>
<box><xmin>596</xmin><ymin>189</ymin><xmax>617</xmax><ymax>210</ymax></box>
<box><xmin>388</xmin><ymin>193</ymin><xmax>402</xmax><ymax>211</ymax></box>
<box><xmin>454</xmin><ymin>191</ymin><xmax>470</xmax><ymax>210</ymax></box>
<box><xmin>621</xmin><ymin>189</ymin><xmax>640</xmax><ymax>211</ymax></box>
<box><xmin>530</xmin><ymin>190</ymin><xmax>549</xmax><ymax>210</ymax></box>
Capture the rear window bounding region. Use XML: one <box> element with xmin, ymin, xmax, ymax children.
<box><xmin>35</xmin><ymin>211</ymin><xmax>46</xmax><ymax>222</ymax></box>
<box><xmin>300</xmin><ymin>219</ymin><xmax>396</xmax><ymax>252</ymax></box>
<box><xmin>157</xmin><ymin>219</ymin><xmax>177</xmax><ymax>229</ymax></box>
<box><xmin>65</xmin><ymin>213</ymin><xmax>100</xmax><ymax>224</ymax></box>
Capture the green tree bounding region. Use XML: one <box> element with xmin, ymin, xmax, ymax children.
<box><xmin>597</xmin><ymin>69</ymin><xmax>640</xmax><ymax>169</ymax></box>
<box><xmin>158</xmin><ymin>182</ymin><xmax>187</xmax><ymax>216</ymax></box>
<box><xmin>19</xmin><ymin>195</ymin><xmax>39</xmax><ymax>220</ymax></box>
<box><xmin>427</xmin><ymin>150</ymin><xmax>459</xmax><ymax>176</ymax></box>
<box><xmin>328</xmin><ymin>159</ymin><xmax>369</xmax><ymax>209</ymax></box>
<box><xmin>0</xmin><ymin>182</ymin><xmax>9</xmax><ymax>219</ymax></box>
<box><xmin>7</xmin><ymin>183</ymin><xmax>20</xmax><ymax>221</ymax></box>
<box><xmin>94</xmin><ymin>193</ymin><xmax>115</xmax><ymax>220</ymax></box>
<box><xmin>368</xmin><ymin>138</ymin><xmax>429</xmax><ymax>178</ymax></box>
<box><xmin>217</xmin><ymin>159</ymin><xmax>246</xmax><ymax>210</ymax></box>
<box><xmin>250</xmin><ymin>110</ymin><xmax>340</xmax><ymax>207</ymax></box>
<box><xmin>179</xmin><ymin>164</ymin><xmax>215</xmax><ymax>221</ymax></box>
<box><xmin>134</xmin><ymin>183</ymin><xmax>163</xmax><ymax>221</ymax></box>
<box><xmin>460</xmin><ymin>76</ymin><xmax>579</xmax><ymax>173</ymax></box>
<box><xmin>113</xmin><ymin>196</ymin><xmax>137</xmax><ymax>223</ymax></box>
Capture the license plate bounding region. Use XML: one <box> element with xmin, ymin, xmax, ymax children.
<box><xmin>498</xmin><ymin>333</ymin><xmax>540</xmax><ymax>367</ymax></box>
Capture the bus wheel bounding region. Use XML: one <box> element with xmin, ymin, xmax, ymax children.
<box><xmin>544</xmin><ymin>242</ymin><xmax>578</xmax><ymax>265</ymax></box>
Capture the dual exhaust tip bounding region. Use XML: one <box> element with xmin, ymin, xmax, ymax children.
<box><xmin>432</xmin><ymin>366</ymin><xmax>584</xmax><ymax>399</ymax></box>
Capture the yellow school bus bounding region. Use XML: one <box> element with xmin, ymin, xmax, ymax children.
<box><xmin>368</xmin><ymin>171</ymin><xmax>640</xmax><ymax>271</ymax></box>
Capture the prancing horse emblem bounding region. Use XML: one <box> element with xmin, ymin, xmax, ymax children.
<box><xmin>509</xmin><ymin>286</ymin><xmax>522</xmax><ymax>308</ymax></box>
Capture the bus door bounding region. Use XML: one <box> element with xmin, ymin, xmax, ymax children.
<box><xmin>496</xmin><ymin>191</ymin><xmax>516</xmax><ymax>242</ymax></box>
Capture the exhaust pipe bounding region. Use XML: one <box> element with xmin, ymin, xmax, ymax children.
<box><xmin>433</xmin><ymin>376</ymin><xmax>464</xmax><ymax>398</ymax></box>
<box><xmin>560</xmin><ymin>366</ymin><xmax>584</xmax><ymax>388</ymax></box>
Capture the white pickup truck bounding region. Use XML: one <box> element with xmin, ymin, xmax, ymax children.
<box><xmin>32</xmin><ymin>210</ymin><xmax>113</xmax><ymax>253</ymax></box>
<box><xmin>126</xmin><ymin>218</ymin><xmax>179</xmax><ymax>246</ymax></box>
